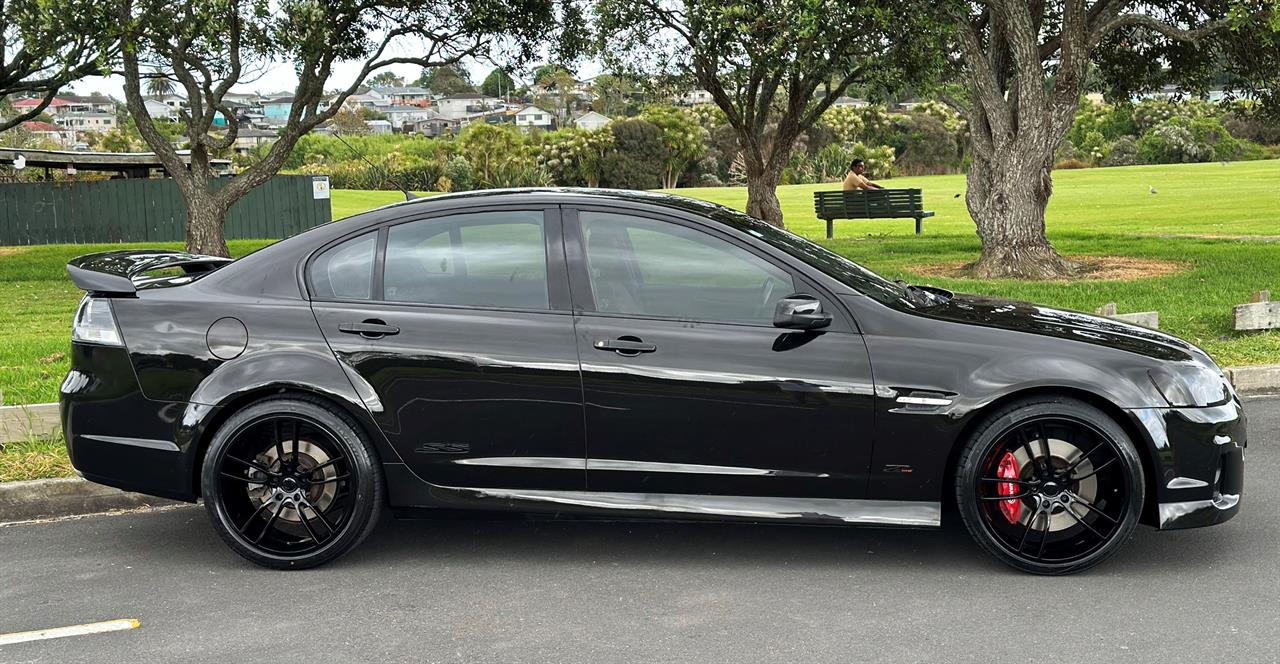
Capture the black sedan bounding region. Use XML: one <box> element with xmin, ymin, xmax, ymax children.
<box><xmin>60</xmin><ymin>189</ymin><xmax>1245</xmax><ymax>574</ymax></box>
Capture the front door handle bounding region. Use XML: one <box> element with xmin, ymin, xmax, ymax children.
<box><xmin>339</xmin><ymin>319</ymin><xmax>400</xmax><ymax>339</ymax></box>
<box><xmin>593</xmin><ymin>337</ymin><xmax>657</xmax><ymax>356</ymax></box>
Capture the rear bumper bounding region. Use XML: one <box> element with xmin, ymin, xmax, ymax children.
<box><xmin>60</xmin><ymin>342</ymin><xmax>197</xmax><ymax>502</ymax></box>
<box><xmin>1127</xmin><ymin>399</ymin><xmax>1246</xmax><ymax>530</ymax></box>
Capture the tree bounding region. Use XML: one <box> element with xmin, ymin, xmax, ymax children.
<box><xmin>367</xmin><ymin>71</ymin><xmax>406</xmax><ymax>88</ymax></box>
<box><xmin>598</xmin><ymin>118</ymin><xmax>666</xmax><ymax>189</ymax></box>
<box><xmin>331</xmin><ymin>108</ymin><xmax>370</xmax><ymax>135</ymax></box>
<box><xmin>596</xmin><ymin>0</ymin><xmax>939</xmax><ymax>226</ymax></box>
<box><xmin>937</xmin><ymin>1</ymin><xmax>1280</xmax><ymax>278</ymax></box>
<box><xmin>1</xmin><ymin>0</ymin><xmax>114</xmax><ymax>131</ymax></box>
<box><xmin>415</xmin><ymin>63</ymin><xmax>476</xmax><ymax>95</ymax></box>
<box><xmin>144</xmin><ymin>69</ymin><xmax>174</xmax><ymax>97</ymax></box>
<box><xmin>117</xmin><ymin>0</ymin><xmax>558</xmax><ymax>256</ymax></box>
<box><xmin>481</xmin><ymin>67</ymin><xmax>516</xmax><ymax>97</ymax></box>
<box><xmin>532</xmin><ymin>64</ymin><xmax>579</xmax><ymax>123</ymax></box>
<box><xmin>641</xmin><ymin>105</ymin><xmax>704</xmax><ymax>188</ymax></box>
<box><xmin>590</xmin><ymin>73</ymin><xmax>639</xmax><ymax>116</ymax></box>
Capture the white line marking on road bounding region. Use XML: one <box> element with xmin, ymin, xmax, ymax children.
<box><xmin>0</xmin><ymin>619</ymin><xmax>139</xmax><ymax>646</ymax></box>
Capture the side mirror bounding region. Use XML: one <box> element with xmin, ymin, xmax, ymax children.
<box><xmin>773</xmin><ymin>294</ymin><xmax>832</xmax><ymax>330</ymax></box>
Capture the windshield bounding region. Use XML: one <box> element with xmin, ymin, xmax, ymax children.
<box><xmin>690</xmin><ymin>203</ymin><xmax>910</xmax><ymax>306</ymax></box>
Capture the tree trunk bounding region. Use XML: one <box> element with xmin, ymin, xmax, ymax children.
<box><xmin>744</xmin><ymin>157</ymin><xmax>785</xmax><ymax>228</ymax></box>
<box><xmin>966</xmin><ymin>130</ymin><xmax>1076</xmax><ymax>280</ymax></box>
<box><xmin>184</xmin><ymin>191</ymin><xmax>231</xmax><ymax>257</ymax></box>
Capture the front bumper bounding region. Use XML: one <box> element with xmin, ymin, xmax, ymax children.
<box><xmin>1128</xmin><ymin>399</ymin><xmax>1246</xmax><ymax>530</ymax></box>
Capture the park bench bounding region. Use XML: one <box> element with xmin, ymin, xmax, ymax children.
<box><xmin>813</xmin><ymin>188</ymin><xmax>934</xmax><ymax>238</ymax></box>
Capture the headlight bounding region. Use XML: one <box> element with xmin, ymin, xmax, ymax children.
<box><xmin>1148</xmin><ymin>365</ymin><xmax>1229</xmax><ymax>407</ymax></box>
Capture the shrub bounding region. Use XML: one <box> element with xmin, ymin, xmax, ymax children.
<box><xmin>599</xmin><ymin>118</ymin><xmax>667</xmax><ymax>189</ymax></box>
<box><xmin>1101</xmin><ymin>136</ymin><xmax>1140</xmax><ymax>166</ymax></box>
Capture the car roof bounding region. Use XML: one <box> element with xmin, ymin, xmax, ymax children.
<box><xmin>365</xmin><ymin>187</ymin><xmax>735</xmax><ymax>220</ymax></box>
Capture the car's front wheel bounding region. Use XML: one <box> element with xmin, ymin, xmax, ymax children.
<box><xmin>955</xmin><ymin>397</ymin><xmax>1144</xmax><ymax>575</ymax></box>
<box><xmin>200</xmin><ymin>396</ymin><xmax>382</xmax><ymax>569</ymax></box>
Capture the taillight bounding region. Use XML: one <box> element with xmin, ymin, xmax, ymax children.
<box><xmin>72</xmin><ymin>297</ymin><xmax>123</xmax><ymax>346</ymax></box>
<box><xmin>997</xmin><ymin>451</ymin><xmax>1022</xmax><ymax>524</ymax></box>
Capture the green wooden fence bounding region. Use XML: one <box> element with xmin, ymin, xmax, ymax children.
<box><xmin>0</xmin><ymin>175</ymin><xmax>331</xmax><ymax>246</ymax></box>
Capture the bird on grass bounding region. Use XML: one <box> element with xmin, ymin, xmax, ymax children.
<box><xmin>1149</xmin><ymin>185</ymin><xmax>1158</xmax><ymax>195</ymax></box>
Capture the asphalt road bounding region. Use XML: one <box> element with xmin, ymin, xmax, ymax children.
<box><xmin>2</xmin><ymin>397</ymin><xmax>1278</xmax><ymax>664</ymax></box>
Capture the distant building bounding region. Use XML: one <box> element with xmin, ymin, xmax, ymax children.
<box><xmin>831</xmin><ymin>96</ymin><xmax>869</xmax><ymax>108</ymax></box>
<box><xmin>370</xmin><ymin>86</ymin><xmax>433</xmax><ymax>106</ymax></box>
<box><xmin>58</xmin><ymin>112</ymin><xmax>116</xmax><ymax>132</ymax></box>
<box><xmin>675</xmin><ymin>89</ymin><xmax>713</xmax><ymax>106</ymax></box>
<box><xmin>571</xmin><ymin>110</ymin><xmax>610</xmax><ymax>131</ymax></box>
<box><xmin>261</xmin><ymin>97</ymin><xmax>294</xmax><ymax>121</ymax></box>
<box><xmin>365</xmin><ymin>119</ymin><xmax>393</xmax><ymax>135</ymax></box>
<box><xmin>141</xmin><ymin>94</ymin><xmax>187</xmax><ymax>120</ymax></box>
<box><xmin>407</xmin><ymin>116</ymin><xmax>459</xmax><ymax>137</ymax></box>
<box><xmin>514</xmin><ymin>106</ymin><xmax>554</xmax><ymax>132</ymax></box>
<box><xmin>19</xmin><ymin>120</ymin><xmax>73</xmax><ymax>145</ymax></box>
<box><xmin>382</xmin><ymin>105</ymin><xmax>434</xmax><ymax>127</ymax></box>
<box><xmin>436</xmin><ymin>93</ymin><xmax>503</xmax><ymax>120</ymax></box>
<box><xmin>232</xmin><ymin>128</ymin><xmax>277</xmax><ymax>155</ymax></box>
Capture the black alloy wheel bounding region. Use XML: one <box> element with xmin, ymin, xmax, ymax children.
<box><xmin>201</xmin><ymin>397</ymin><xmax>382</xmax><ymax>569</ymax></box>
<box><xmin>956</xmin><ymin>397</ymin><xmax>1143</xmax><ymax>575</ymax></box>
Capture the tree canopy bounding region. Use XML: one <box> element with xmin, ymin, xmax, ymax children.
<box><xmin>116</xmin><ymin>0</ymin><xmax>562</xmax><ymax>255</ymax></box>
<box><xmin>595</xmin><ymin>0</ymin><xmax>941</xmax><ymax>225</ymax></box>
<box><xmin>1</xmin><ymin>0</ymin><xmax>114</xmax><ymax>131</ymax></box>
<box><xmin>416</xmin><ymin>63</ymin><xmax>476</xmax><ymax>95</ymax></box>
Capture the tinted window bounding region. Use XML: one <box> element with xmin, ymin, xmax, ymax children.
<box><xmin>580</xmin><ymin>211</ymin><xmax>794</xmax><ymax>324</ymax></box>
<box><xmin>310</xmin><ymin>231</ymin><xmax>376</xmax><ymax>300</ymax></box>
<box><xmin>384</xmin><ymin>211</ymin><xmax>549</xmax><ymax>309</ymax></box>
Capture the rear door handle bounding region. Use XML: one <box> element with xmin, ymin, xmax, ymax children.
<box><xmin>593</xmin><ymin>337</ymin><xmax>657</xmax><ymax>355</ymax></box>
<box><xmin>339</xmin><ymin>320</ymin><xmax>400</xmax><ymax>338</ymax></box>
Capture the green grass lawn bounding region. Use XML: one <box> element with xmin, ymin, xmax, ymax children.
<box><xmin>1</xmin><ymin>161</ymin><xmax>1278</xmax><ymax>408</ymax></box>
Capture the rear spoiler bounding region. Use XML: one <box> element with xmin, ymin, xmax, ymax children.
<box><xmin>66</xmin><ymin>250</ymin><xmax>234</xmax><ymax>296</ymax></box>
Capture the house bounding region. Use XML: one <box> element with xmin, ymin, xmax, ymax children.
<box><xmin>261</xmin><ymin>96</ymin><xmax>294</xmax><ymax>121</ymax></box>
<box><xmin>365</xmin><ymin>119</ymin><xmax>393</xmax><ymax>135</ymax></box>
<box><xmin>60</xmin><ymin>93</ymin><xmax>116</xmax><ymax>114</ymax></box>
<box><xmin>675</xmin><ymin>89</ymin><xmax>713</xmax><ymax>106</ymax></box>
<box><xmin>382</xmin><ymin>105</ymin><xmax>434</xmax><ymax>127</ymax></box>
<box><xmin>143</xmin><ymin>98</ymin><xmax>174</xmax><ymax>119</ymax></box>
<box><xmin>232</xmin><ymin>128</ymin><xmax>277</xmax><ymax>155</ymax></box>
<box><xmin>58</xmin><ymin>112</ymin><xmax>117</xmax><ymax>132</ymax></box>
<box><xmin>831</xmin><ymin>96</ymin><xmax>869</xmax><ymax>108</ymax></box>
<box><xmin>342</xmin><ymin>89</ymin><xmax>392</xmax><ymax>111</ymax></box>
<box><xmin>571</xmin><ymin>110</ymin><xmax>610</xmax><ymax>131</ymax></box>
<box><xmin>514</xmin><ymin>106</ymin><xmax>554</xmax><ymax>131</ymax></box>
<box><xmin>436</xmin><ymin>93</ymin><xmax>503</xmax><ymax>119</ymax></box>
<box><xmin>895</xmin><ymin>99</ymin><xmax>924</xmax><ymax>111</ymax></box>
<box><xmin>407</xmin><ymin>116</ymin><xmax>459</xmax><ymax>137</ymax></box>
<box><xmin>370</xmin><ymin>86</ymin><xmax>433</xmax><ymax>106</ymax></box>
<box><xmin>19</xmin><ymin>120</ymin><xmax>73</xmax><ymax>146</ymax></box>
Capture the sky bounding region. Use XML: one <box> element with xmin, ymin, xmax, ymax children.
<box><xmin>65</xmin><ymin>56</ymin><xmax>602</xmax><ymax>101</ymax></box>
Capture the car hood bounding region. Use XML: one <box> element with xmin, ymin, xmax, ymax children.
<box><xmin>916</xmin><ymin>292</ymin><xmax>1204</xmax><ymax>364</ymax></box>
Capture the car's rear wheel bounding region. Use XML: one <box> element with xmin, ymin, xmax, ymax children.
<box><xmin>955</xmin><ymin>397</ymin><xmax>1143</xmax><ymax>575</ymax></box>
<box><xmin>200</xmin><ymin>397</ymin><xmax>382</xmax><ymax>569</ymax></box>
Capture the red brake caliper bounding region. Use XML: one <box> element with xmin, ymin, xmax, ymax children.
<box><xmin>996</xmin><ymin>451</ymin><xmax>1023</xmax><ymax>524</ymax></box>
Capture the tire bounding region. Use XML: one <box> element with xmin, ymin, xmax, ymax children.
<box><xmin>954</xmin><ymin>396</ymin><xmax>1144</xmax><ymax>575</ymax></box>
<box><xmin>200</xmin><ymin>396</ymin><xmax>383</xmax><ymax>569</ymax></box>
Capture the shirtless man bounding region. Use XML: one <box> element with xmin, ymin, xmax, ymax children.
<box><xmin>842</xmin><ymin>159</ymin><xmax>884</xmax><ymax>191</ymax></box>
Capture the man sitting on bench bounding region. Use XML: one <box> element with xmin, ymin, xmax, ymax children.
<box><xmin>842</xmin><ymin>159</ymin><xmax>884</xmax><ymax>191</ymax></box>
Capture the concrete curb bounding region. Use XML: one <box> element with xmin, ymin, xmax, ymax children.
<box><xmin>0</xmin><ymin>477</ymin><xmax>182</xmax><ymax>524</ymax></box>
<box><xmin>1224</xmin><ymin>365</ymin><xmax>1280</xmax><ymax>396</ymax></box>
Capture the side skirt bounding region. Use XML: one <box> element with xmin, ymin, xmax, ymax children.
<box><xmin>383</xmin><ymin>466</ymin><xmax>939</xmax><ymax>527</ymax></box>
